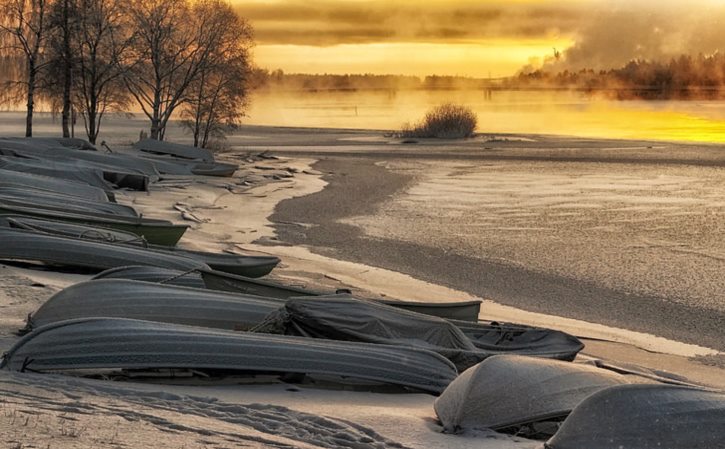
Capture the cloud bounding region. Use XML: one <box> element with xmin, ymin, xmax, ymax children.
<box><xmin>548</xmin><ymin>1</ymin><xmax>725</xmax><ymax>70</ymax></box>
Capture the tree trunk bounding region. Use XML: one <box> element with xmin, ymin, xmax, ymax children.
<box><xmin>26</xmin><ymin>67</ymin><xmax>35</xmax><ymax>138</ymax></box>
<box><xmin>61</xmin><ymin>0</ymin><xmax>72</xmax><ymax>138</ymax></box>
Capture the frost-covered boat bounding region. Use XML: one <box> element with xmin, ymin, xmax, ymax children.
<box><xmin>134</xmin><ymin>139</ymin><xmax>214</xmax><ymax>162</ymax></box>
<box><xmin>24</xmin><ymin>280</ymin><xmax>284</xmax><ymax>332</ymax></box>
<box><xmin>434</xmin><ymin>355</ymin><xmax>629</xmax><ymax>435</ymax></box>
<box><xmin>0</xmin><ymin>228</ymin><xmax>203</xmax><ymax>271</ymax></box>
<box><xmin>1</xmin><ymin>318</ymin><xmax>458</xmax><ymax>393</ymax></box>
<box><xmin>545</xmin><ymin>384</ymin><xmax>725</xmax><ymax>449</ymax></box>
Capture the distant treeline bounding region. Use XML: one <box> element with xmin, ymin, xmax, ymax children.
<box><xmin>249</xmin><ymin>69</ymin><xmax>496</xmax><ymax>91</ymax></box>
<box><xmin>253</xmin><ymin>54</ymin><xmax>725</xmax><ymax>99</ymax></box>
<box><xmin>511</xmin><ymin>53</ymin><xmax>725</xmax><ymax>99</ymax></box>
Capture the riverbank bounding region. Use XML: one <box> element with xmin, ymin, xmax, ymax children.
<box><xmin>1</xmin><ymin>127</ymin><xmax>724</xmax><ymax>449</ymax></box>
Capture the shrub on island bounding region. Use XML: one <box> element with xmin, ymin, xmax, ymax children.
<box><xmin>401</xmin><ymin>103</ymin><xmax>477</xmax><ymax>139</ymax></box>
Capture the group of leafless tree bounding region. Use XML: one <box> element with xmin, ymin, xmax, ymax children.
<box><xmin>0</xmin><ymin>0</ymin><xmax>253</xmax><ymax>147</ymax></box>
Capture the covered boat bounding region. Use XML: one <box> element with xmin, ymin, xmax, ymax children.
<box><xmin>0</xmin><ymin>169</ymin><xmax>111</xmax><ymax>202</ymax></box>
<box><xmin>1</xmin><ymin>318</ymin><xmax>458</xmax><ymax>394</ymax></box>
<box><xmin>0</xmin><ymin>192</ymin><xmax>138</xmax><ymax>217</ymax></box>
<box><xmin>451</xmin><ymin>319</ymin><xmax>584</xmax><ymax>361</ymax></box>
<box><xmin>545</xmin><ymin>384</ymin><xmax>725</xmax><ymax>449</ymax></box>
<box><xmin>0</xmin><ymin>156</ymin><xmax>115</xmax><ymax>191</ymax></box>
<box><xmin>434</xmin><ymin>355</ymin><xmax>629</xmax><ymax>435</ymax></box>
<box><xmin>93</xmin><ymin>265</ymin><xmax>206</xmax><ymax>289</ymax></box>
<box><xmin>0</xmin><ymin>228</ymin><xmax>204</xmax><ymax>272</ymax></box>
<box><xmin>24</xmin><ymin>279</ymin><xmax>284</xmax><ymax>332</ymax></box>
<box><xmin>255</xmin><ymin>296</ymin><xmax>583</xmax><ymax>370</ymax></box>
<box><xmin>255</xmin><ymin>295</ymin><xmax>477</xmax><ymax>352</ymax></box>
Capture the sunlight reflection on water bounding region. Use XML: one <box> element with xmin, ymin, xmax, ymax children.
<box><xmin>246</xmin><ymin>89</ymin><xmax>725</xmax><ymax>143</ymax></box>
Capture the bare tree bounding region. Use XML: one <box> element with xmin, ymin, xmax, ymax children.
<box><xmin>0</xmin><ymin>0</ymin><xmax>53</xmax><ymax>137</ymax></box>
<box><xmin>181</xmin><ymin>0</ymin><xmax>253</xmax><ymax>148</ymax></box>
<box><xmin>70</xmin><ymin>0</ymin><xmax>132</xmax><ymax>143</ymax></box>
<box><xmin>122</xmin><ymin>0</ymin><xmax>223</xmax><ymax>140</ymax></box>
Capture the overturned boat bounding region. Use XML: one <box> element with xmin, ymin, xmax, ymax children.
<box><xmin>434</xmin><ymin>355</ymin><xmax>629</xmax><ymax>435</ymax></box>
<box><xmin>93</xmin><ymin>265</ymin><xmax>206</xmax><ymax>289</ymax></box>
<box><xmin>545</xmin><ymin>384</ymin><xmax>725</xmax><ymax>449</ymax></box>
<box><xmin>1</xmin><ymin>318</ymin><xmax>458</xmax><ymax>394</ymax></box>
<box><xmin>24</xmin><ymin>279</ymin><xmax>284</xmax><ymax>332</ymax></box>
<box><xmin>0</xmin><ymin>228</ymin><xmax>204</xmax><ymax>272</ymax></box>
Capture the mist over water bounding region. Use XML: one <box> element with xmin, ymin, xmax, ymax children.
<box><xmin>246</xmin><ymin>89</ymin><xmax>725</xmax><ymax>143</ymax></box>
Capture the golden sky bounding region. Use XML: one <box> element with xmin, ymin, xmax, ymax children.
<box><xmin>232</xmin><ymin>0</ymin><xmax>725</xmax><ymax>77</ymax></box>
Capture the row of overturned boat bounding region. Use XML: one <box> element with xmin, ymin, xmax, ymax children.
<box><xmin>0</xmin><ymin>136</ymin><xmax>722</xmax><ymax>449</ymax></box>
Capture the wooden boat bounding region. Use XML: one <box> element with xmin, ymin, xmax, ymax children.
<box><xmin>0</xmin><ymin>203</ymin><xmax>187</xmax><ymax>245</ymax></box>
<box><xmin>2</xmin><ymin>318</ymin><xmax>458</xmax><ymax>394</ymax></box>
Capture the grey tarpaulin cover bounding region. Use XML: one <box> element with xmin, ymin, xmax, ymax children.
<box><xmin>252</xmin><ymin>295</ymin><xmax>584</xmax><ymax>370</ymax></box>
<box><xmin>0</xmin><ymin>169</ymin><xmax>111</xmax><ymax>202</ymax></box>
<box><xmin>256</xmin><ymin>294</ymin><xmax>477</xmax><ymax>352</ymax></box>
<box><xmin>0</xmin><ymin>156</ymin><xmax>114</xmax><ymax>190</ymax></box>
<box><xmin>93</xmin><ymin>265</ymin><xmax>207</xmax><ymax>289</ymax></box>
<box><xmin>0</xmin><ymin>227</ymin><xmax>205</xmax><ymax>272</ymax></box>
<box><xmin>26</xmin><ymin>279</ymin><xmax>284</xmax><ymax>332</ymax></box>
<box><xmin>0</xmin><ymin>192</ymin><xmax>138</xmax><ymax>217</ymax></box>
<box><xmin>433</xmin><ymin>355</ymin><xmax>629</xmax><ymax>433</ymax></box>
<box><xmin>545</xmin><ymin>384</ymin><xmax>725</xmax><ymax>449</ymax></box>
<box><xmin>1</xmin><ymin>318</ymin><xmax>458</xmax><ymax>394</ymax></box>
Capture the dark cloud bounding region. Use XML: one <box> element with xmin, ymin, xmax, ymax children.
<box><xmin>234</xmin><ymin>1</ymin><xmax>586</xmax><ymax>46</ymax></box>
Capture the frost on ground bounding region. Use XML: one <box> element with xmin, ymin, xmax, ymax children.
<box><xmin>0</xmin><ymin>371</ymin><xmax>413</xmax><ymax>449</ymax></box>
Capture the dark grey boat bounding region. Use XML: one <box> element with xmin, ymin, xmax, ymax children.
<box><xmin>134</xmin><ymin>139</ymin><xmax>214</xmax><ymax>162</ymax></box>
<box><xmin>92</xmin><ymin>265</ymin><xmax>206</xmax><ymax>288</ymax></box>
<box><xmin>0</xmin><ymin>169</ymin><xmax>111</xmax><ymax>202</ymax></box>
<box><xmin>434</xmin><ymin>355</ymin><xmax>629</xmax><ymax>435</ymax></box>
<box><xmin>1</xmin><ymin>318</ymin><xmax>458</xmax><ymax>394</ymax></box>
<box><xmin>0</xmin><ymin>215</ymin><xmax>144</xmax><ymax>243</ymax></box>
<box><xmin>545</xmin><ymin>384</ymin><xmax>725</xmax><ymax>449</ymax></box>
<box><xmin>0</xmin><ymin>215</ymin><xmax>279</xmax><ymax>277</ymax></box>
<box><xmin>0</xmin><ymin>203</ymin><xmax>187</xmax><ymax>245</ymax></box>
<box><xmin>0</xmin><ymin>228</ymin><xmax>204</xmax><ymax>272</ymax></box>
<box><xmin>24</xmin><ymin>279</ymin><xmax>284</xmax><ymax>332</ymax></box>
